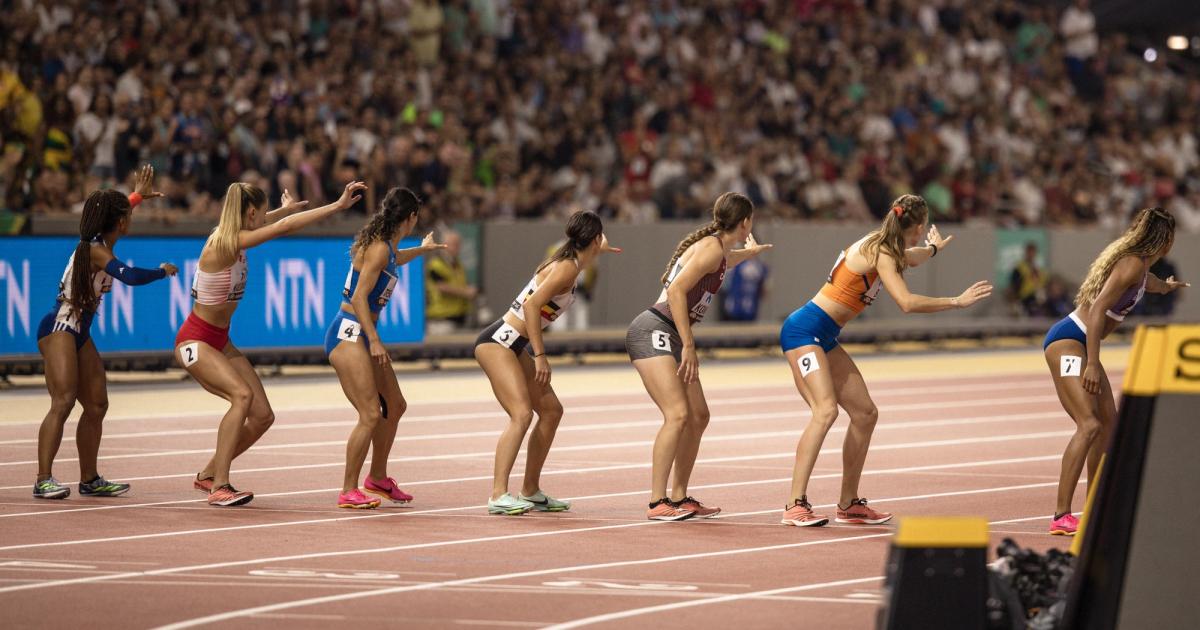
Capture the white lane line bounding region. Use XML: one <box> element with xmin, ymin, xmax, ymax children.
<box><xmin>0</xmin><ymin>451</ymin><xmax>1067</xmax><ymax>562</ymax></box>
<box><xmin>0</xmin><ymin>408</ymin><xmax>1065</xmax><ymax>493</ymax></box>
<box><xmin>151</xmin><ymin>502</ymin><xmax>1064</xmax><ymax>630</ymax></box>
<box><xmin>0</xmin><ymin>423</ymin><xmax>1069</xmax><ymax>520</ymax></box>
<box><xmin>0</xmin><ymin>394</ymin><xmax>1061</xmax><ymax>468</ymax></box>
<box><xmin>0</xmin><ymin>378</ymin><xmax>1054</xmax><ymax>444</ymax></box>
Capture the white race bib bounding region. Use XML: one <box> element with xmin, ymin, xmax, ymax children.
<box><xmin>689</xmin><ymin>291</ymin><xmax>715</xmax><ymax>320</ymax></box>
<box><xmin>491</xmin><ymin>322</ymin><xmax>520</xmax><ymax>348</ymax></box>
<box><xmin>799</xmin><ymin>351</ymin><xmax>820</xmax><ymax>377</ymax></box>
<box><xmin>180</xmin><ymin>342</ymin><xmax>199</xmax><ymax>367</ymax></box>
<box><xmin>651</xmin><ymin>330</ymin><xmax>672</xmax><ymax>352</ymax></box>
<box><xmin>1060</xmin><ymin>355</ymin><xmax>1082</xmax><ymax>377</ymax></box>
<box><xmin>337</xmin><ymin>318</ymin><xmax>362</xmax><ymax>343</ymax></box>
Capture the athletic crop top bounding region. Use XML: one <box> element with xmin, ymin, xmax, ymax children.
<box><xmin>819</xmin><ymin>249</ymin><xmax>881</xmax><ymax>315</ymax></box>
<box><xmin>342</xmin><ymin>247</ymin><xmax>399</xmax><ymax>313</ymax></box>
<box><xmin>509</xmin><ymin>260</ymin><xmax>579</xmax><ymax>329</ymax></box>
<box><xmin>1105</xmin><ymin>268</ymin><xmax>1148</xmax><ymax>322</ymax></box>
<box><xmin>54</xmin><ymin>239</ymin><xmax>112</xmax><ymax>314</ymax></box>
<box><xmin>651</xmin><ymin>236</ymin><xmax>728</xmax><ymax>325</ymax></box>
<box><xmin>191</xmin><ymin>251</ymin><xmax>248</xmax><ymax>305</ymax></box>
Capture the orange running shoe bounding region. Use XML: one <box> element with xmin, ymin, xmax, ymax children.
<box><xmin>781</xmin><ymin>497</ymin><xmax>829</xmax><ymax>527</ymax></box>
<box><xmin>208</xmin><ymin>484</ymin><xmax>253</xmax><ymax>507</ymax></box>
<box><xmin>835</xmin><ymin>498</ymin><xmax>892</xmax><ymax>525</ymax></box>
<box><xmin>647</xmin><ymin>498</ymin><xmax>695</xmax><ymax>521</ymax></box>
<box><xmin>676</xmin><ymin>496</ymin><xmax>721</xmax><ymax>518</ymax></box>
<box><xmin>194</xmin><ymin>474</ymin><xmax>214</xmax><ymax>493</ymax></box>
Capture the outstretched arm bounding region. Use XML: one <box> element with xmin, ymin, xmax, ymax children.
<box><xmin>876</xmin><ymin>251</ymin><xmax>992</xmax><ymax>314</ymax></box>
<box><xmin>396</xmin><ymin>232</ymin><xmax>448</xmax><ymax>266</ymax></box>
<box><xmin>905</xmin><ymin>224</ymin><xmax>954</xmax><ymax>268</ymax></box>
<box><xmin>727</xmin><ymin>232</ymin><xmax>772</xmax><ymax>268</ymax></box>
<box><xmin>238</xmin><ymin>181</ymin><xmax>366</xmax><ymax>250</ymax></box>
<box><xmin>1146</xmin><ymin>272</ymin><xmax>1189</xmax><ymax>294</ymax></box>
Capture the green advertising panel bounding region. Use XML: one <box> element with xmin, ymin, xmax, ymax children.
<box><xmin>995</xmin><ymin>228</ymin><xmax>1048</xmax><ymax>289</ymax></box>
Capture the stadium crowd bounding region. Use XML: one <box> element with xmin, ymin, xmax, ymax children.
<box><xmin>2</xmin><ymin>0</ymin><xmax>1200</xmax><ymax>232</ymax></box>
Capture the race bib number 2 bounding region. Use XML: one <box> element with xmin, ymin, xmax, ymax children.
<box><xmin>1060</xmin><ymin>355</ymin><xmax>1082</xmax><ymax>377</ymax></box>
<box><xmin>337</xmin><ymin>319</ymin><xmax>362</xmax><ymax>343</ymax></box>
<box><xmin>492</xmin><ymin>322</ymin><xmax>519</xmax><ymax>348</ymax></box>
<box><xmin>180</xmin><ymin>342</ymin><xmax>199</xmax><ymax>367</ymax></box>
<box><xmin>799</xmin><ymin>351</ymin><xmax>820</xmax><ymax>377</ymax></box>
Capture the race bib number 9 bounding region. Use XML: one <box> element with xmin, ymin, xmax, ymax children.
<box><xmin>799</xmin><ymin>351</ymin><xmax>820</xmax><ymax>377</ymax></box>
<box><xmin>492</xmin><ymin>322</ymin><xmax>520</xmax><ymax>348</ymax></box>
<box><xmin>337</xmin><ymin>318</ymin><xmax>363</xmax><ymax>343</ymax></box>
<box><xmin>1060</xmin><ymin>355</ymin><xmax>1082</xmax><ymax>377</ymax></box>
<box><xmin>651</xmin><ymin>330</ymin><xmax>672</xmax><ymax>352</ymax></box>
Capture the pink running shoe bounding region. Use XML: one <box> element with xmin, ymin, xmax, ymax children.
<box><xmin>337</xmin><ymin>488</ymin><xmax>381</xmax><ymax>509</ymax></box>
<box><xmin>835</xmin><ymin>498</ymin><xmax>893</xmax><ymax>525</ymax></box>
<box><xmin>194</xmin><ymin>474</ymin><xmax>214</xmax><ymax>493</ymax></box>
<box><xmin>647</xmin><ymin>498</ymin><xmax>695</xmax><ymax>521</ymax></box>
<box><xmin>363</xmin><ymin>476</ymin><xmax>413</xmax><ymax>503</ymax></box>
<box><xmin>676</xmin><ymin>496</ymin><xmax>721</xmax><ymax>518</ymax></box>
<box><xmin>781</xmin><ymin>497</ymin><xmax>829</xmax><ymax>527</ymax></box>
<box><xmin>1049</xmin><ymin>513</ymin><xmax>1079</xmax><ymax>536</ymax></box>
<box><xmin>208</xmin><ymin>484</ymin><xmax>253</xmax><ymax>507</ymax></box>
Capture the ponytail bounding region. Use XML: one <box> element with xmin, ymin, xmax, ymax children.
<box><xmin>207</xmin><ymin>183</ymin><xmax>266</xmax><ymax>261</ymax></box>
<box><xmin>660</xmin><ymin>192</ymin><xmax>754</xmax><ymax>284</ymax></box>
<box><xmin>861</xmin><ymin>194</ymin><xmax>928</xmax><ymax>274</ymax></box>
<box><xmin>538</xmin><ymin>210</ymin><xmax>603</xmax><ymax>273</ymax></box>
<box><xmin>68</xmin><ymin>190</ymin><xmax>131</xmax><ymax>320</ymax></box>
<box><xmin>352</xmin><ymin>187</ymin><xmax>421</xmax><ymax>255</ymax></box>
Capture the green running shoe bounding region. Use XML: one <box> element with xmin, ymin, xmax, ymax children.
<box><xmin>78</xmin><ymin>475</ymin><xmax>130</xmax><ymax>497</ymax></box>
<box><xmin>33</xmin><ymin>477</ymin><xmax>70</xmax><ymax>499</ymax></box>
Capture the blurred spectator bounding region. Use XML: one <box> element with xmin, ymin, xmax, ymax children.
<box><xmin>425</xmin><ymin>230</ymin><xmax>477</xmax><ymax>334</ymax></box>
<box><xmin>0</xmin><ymin>0</ymin><xmax>1198</xmax><ymax>230</ymax></box>
<box><xmin>1136</xmin><ymin>257</ymin><xmax>1180</xmax><ymax>316</ymax></box>
<box><xmin>1008</xmin><ymin>241</ymin><xmax>1047</xmax><ymax>316</ymax></box>
<box><xmin>721</xmin><ymin>255</ymin><xmax>769</xmax><ymax>322</ymax></box>
<box><xmin>1043</xmin><ymin>275</ymin><xmax>1075</xmax><ymax>318</ymax></box>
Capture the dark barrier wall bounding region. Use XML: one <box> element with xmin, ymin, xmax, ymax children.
<box><xmin>481</xmin><ymin>222</ymin><xmax>1200</xmax><ymax>327</ymax></box>
<box><xmin>0</xmin><ymin>236</ymin><xmax>424</xmax><ymax>357</ymax></box>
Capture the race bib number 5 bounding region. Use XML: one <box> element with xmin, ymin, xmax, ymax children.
<box><xmin>492</xmin><ymin>322</ymin><xmax>520</xmax><ymax>348</ymax></box>
<box><xmin>1060</xmin><ymin>355</ymin><xmax>1082</xmax><ymax>377</ymax></box>
<box><xmin>337</xmin><ymin>318</ymin><xmax>363</xmax><ymax>343</ymax></box>
<box><xmin>651</xmin><ymin>330</ymin><xmax>672</xmax><ymax>352</ymax></box>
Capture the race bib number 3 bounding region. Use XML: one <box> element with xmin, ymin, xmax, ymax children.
<box><xmin>799</xmin><ymin>351</ymin><xmax>820</xmax><ymax>377</ymax></box>
<box><xmin>180</xmin><ymin>342</ymin><xmax>199</xmax><ymax>367</ymax></box>
<box><xmin>1060</xmin><ymin>355</ymin><xmax>1082</xmax><ymax>377</ymax></box>
<box><xmin>492</xmin><ymin>322</ymin><xmax>519</xmax><ymax>348</ymax></box>
<box><xmin>337</xmin><ymin>319</ymin><xmax>363</xmax><ymax>343</ymax></box>
<box><xmin>651</xmin><ymin>330</ymin><xmax>672</xmax><ymax>352</ymax></box>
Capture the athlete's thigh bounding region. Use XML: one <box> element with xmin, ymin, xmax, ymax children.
<box><xmin>373</xmin><ymin>355</ymin><xmax>405</xmax><ymax>414</ymax></box>
<box><xmin>175</xmin><ymin>340</ymin><xmax>249</xmax><ymax>401</ymax></box>
<box><xmin>632</xmin><ymin>355</ymin><xmax>690</xmax><ymax>416</ymax></box>
<box><xmin>1096</xmin><ymin>362</ymin><xmax>1118</xmax><ymax>427</ymax></box>
<box><xmin>1044</xmin><ymin>340</ymin><xmax>1101</xmax><ymax>421</ymax></box>
<box><xmin>518</xmin><ymin>351</ymin><xmax>563</xmax><ymax>417</ymax></box>
<box><xmin>74</xmin><ymin>339</ymin><xmax>108</xmax><ymax>410</ymax></box>
<box><xmin>330</xmin><ymin>338</ymin><xmax>381</xmax><ymax>413</ymax></box>
<box><xmin>226</xmin><ymin>347</ymin><xmax>273</xmax><ymax>417</ymax></box>
<box><xmin>683</xmin><ymin>377</ymin><xmax>709</xmax><ymax>420</ymax></box>
<box><xmin>477</xmin><ymin>343</ymin><xmax>535</xmax><ymax>416</ymax></box>
<box><xmin>825</xmin><ymin>346</ymin><xmax>875</xmax><ymax>418</ymax></box>
<box><xmin>783</xmin><ymin>344</ymin><xmax>838</xmax><ymax>409</ymax></box>
<box><xmin>38</xmin><ymin>332</ymin><xmax>80</xmax><ymax>402</ymax></box>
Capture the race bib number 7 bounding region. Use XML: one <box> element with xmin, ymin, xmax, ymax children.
<box><xmin>799</xmin><ymin>351</ymin><xmax>820</xmax><ymax>377</ymax></box>
<box><xmin>492</xmin><ymin>322</ymin><xmax>519</xmax><ymax>348</ymax></box>
<box><xmin>1060</xmin><ymin>355</ymin><xmax>1082</xmax><ymax>377</ymax></box>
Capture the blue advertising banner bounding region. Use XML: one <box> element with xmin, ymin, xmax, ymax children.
<box><xmin>0</xmin><ymin>236</ymin><xmax>424</xmax><ymax>356</ymax></box>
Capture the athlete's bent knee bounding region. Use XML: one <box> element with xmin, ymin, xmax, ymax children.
<box><xmin>810</xmin><ymin>404</ymin><xmax>839</xmax><ymax>431</ymax></box>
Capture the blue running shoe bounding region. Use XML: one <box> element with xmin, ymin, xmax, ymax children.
<box><xmin>78</xmin><ymin>475</ymin><xmax>130</xmax><ymax>497</ymax></box>
<box><xmin>33</xmin><ymin>477</ymin><xmax>70</xmax><ymax>499</ymax></box>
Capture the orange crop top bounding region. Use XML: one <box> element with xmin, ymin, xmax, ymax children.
<box><xmin>819</xmin><ymin>250</ymin><xmax>881</xmax><ymax>314</ymax></box>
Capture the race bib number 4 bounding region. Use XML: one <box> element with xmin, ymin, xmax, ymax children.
<box><xmin>651</xmin><ymin>330</ymin><xmax>672</xmax><ymax>352</ymax></box>
<box><xmin>180</xmin><ymin>342</ymin><xmax>199</xmax><ymax>367</ymax></box>
<box><xmin>492</xmin><ymin>322</ymin><xmax>520</xmax><ymax>348</ymax></box>
<box><xmin>337</xmin><ymin>318</ymin><xmax>363</xmax><ymax>343</ymax></box>
<box><xmin>799</xmin><ymin>351</ymin><xmax>820</xmax><ymax>377</ymax></box>
<box><xmin>1060</xmin><ymin>355</ymin><xmax>1082</xmax><ymax>377</ymax></box>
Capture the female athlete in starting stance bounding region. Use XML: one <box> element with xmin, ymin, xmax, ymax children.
<box><xmin>778</xmin><ymin>194</ymin><xmax>991</xmax><ymax>527</ymax></box>
<box><xmin>626</xmin><ymin>192</ymin><xmax>771</xmax><ymax>521</ymax></box>
<box><xmin>1042</xmin><ymin>207</ymin><xmax>1184</xmax><ymax>535</ymax></box>
<box><xmin>328</xmin><ymin>188</ymin><xmax>446</xmax><ymax>509</ymax></box>
<box><xmin>177</xmin><ymin>180</ymin><xmax>366</xmax><ymax>506</ymax></box>
<box><xmin>475</xmin><ymin>210</ymin><xmax>620</xmax><ymax>515</ymax></box>
<box><xmin>34</xmin><ymin>166</ymin><xmax>176</xmax><ymax>499</ymax></box>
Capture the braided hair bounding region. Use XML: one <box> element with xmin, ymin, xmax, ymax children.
<box><xmin>68</xmin><ymin>190</ymin><xmax>131</xmax><ymax>320</ymax></box>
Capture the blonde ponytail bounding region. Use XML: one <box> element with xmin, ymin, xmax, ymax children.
<box><xmin>207</xmin><ymin>183</ymin><xmax>265</xmax><ymax>261</ymax></box>
<box><xmin>861</xmin><ymin>194</ymin><xmax>928</xmax><ymax>274</ymax></box>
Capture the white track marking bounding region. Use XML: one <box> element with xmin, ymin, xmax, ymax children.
<box><xmin>150</xmin><ymin>505</ymin><xmax>1058</xmax><ymax>630</ymax></box>
<box><xmin>0</xmin><ymin>425</ymin><xmax>1068</xmax><ymax>520</ymax></box>
<box><xmin>0</xmin><ymin>378</ymin><xmax>1052</xmax><ymax>443</ymax></box>
<box><xmin>0</xmin><ymin>394</ymin><xmax>1060</xmax><ymax>468</ymax></box>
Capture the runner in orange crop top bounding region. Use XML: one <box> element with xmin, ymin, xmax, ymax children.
<box><xmin>777</xmin><ymin>194</ymin><xmax>993</xmax><ymax>528</ymax></box>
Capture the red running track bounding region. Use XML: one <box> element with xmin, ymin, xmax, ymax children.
<box><xmin>0</xmin><ymin>370</ymin><xmax>1101</xmax><ymax>629</ymax></box>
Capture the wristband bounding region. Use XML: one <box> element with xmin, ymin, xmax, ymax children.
<box><xmin>929</xmin><ymin>243</ymin><xmax>938</xmax><ymax>257</ymax></box>
<box><xmin>128</xmin><ymin>192</ymin><xmax>143</xmax><ymax>208</ymax></box>
<box><xmin>533</xmin><ymin>352</ymin><xmax>546</xmax><ymax>358</ymax></box>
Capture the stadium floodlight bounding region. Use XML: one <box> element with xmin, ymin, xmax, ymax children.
<box><xmin>1167</xmin><ymin>35</ymin><xmax>1188</xmax><ymax>50</ymax></box>
<box><xmin>1144</xmin><ymin>48</ymin><xmax>1158</xmax><ymax>62</ymax></box>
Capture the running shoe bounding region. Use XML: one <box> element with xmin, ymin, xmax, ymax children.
<box><xmin>33</xmin><ymin>477</ymin><xmax>70</xmax><ymax>500</ymax></box>
<box><xmin>337</xmin><ymin>488</ymin><xmax>381</xmax><ymax>509</ymax></box>
<box><xmin>835</xmin><ymin>498</ymin><xmax>893</xmax><ymax>525</ymax></box>
<box><xmin>78</xmin><ymin>475</ymin><xmax>130</xmax><ymax>497</ymax></box>
<box><xmin>487</xmin><ymin>493</ymin><xmax>534</xmax><ymax>515</ymax></box>
<box><xmin>781</xmin><ymin>496</ymin><xmax>829</xmax><ymax>527</ymax></box>
<box><xmin>208</xmin><ymin>484</ymin><xmax>253</xmax><ymax>507</ymax></box>
<box><xmin>193</xmin><ymin>474</ymin><xmax>214</xmax><ymax>493</ymax></box>
<box><xmin>676</xmin><ymin>496</ymin><xmax>721</xmax><ymax>518</ymax></box>
<box><xmin>647</xmin><ymin>498</ymin><xmax>695</xmax><ymax>521</ymax></box>
<box><xmin>519</xmin><ymin>490</ymin><xmax>570</xmax><ymax>512</ymax></box>
<box><xmin>363</xmin><ymin>476</ymin><xmax>413</xmax><ymax>503</ymax></box>
<box><xmin>1049</xmin><ymin>513</ymin><xmax>1079</xmax><ymax>536</ymax></box>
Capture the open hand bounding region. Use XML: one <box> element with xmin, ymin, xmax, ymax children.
<box><xmin>337</xmin><ymin>181</ymin><xmax>368</xmax><ymax>209</ymax></box>
<box><xmin>955</xmin><ymin>280</ymin><xmax>993</xmax><ymax>308</ymax></box>
<box><xmin>134</xmin><ymin>165</ymin><xmax>165</xmax><ymax>199</ymax></box>
<box><xmin>926</xmin><ymin>224</ymin><xmax>954</xmax><ymax>250</ymax></box>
